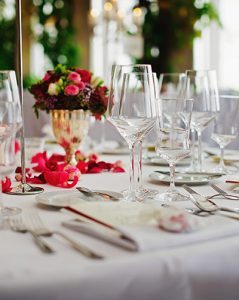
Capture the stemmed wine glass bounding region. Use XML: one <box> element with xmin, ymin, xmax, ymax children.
<box><xmin>211</xmin><ymin>95</ymin><xmax>239</xmax><ymax>173</ymax></box>
<box><xmin>185</xmin><ymin>70</ymin><xmax>220</xmax><ymax>171</ymax></box>
<box><xmin>154</xmin><ymin>73</ymin><xmax>193</xmax><ymax>202</ymax></box>
<box><xmin>108</xmin><ymin>64</ymin><xmax>158</xmax><ymax>200</ymax></box>
<box><xmin>0</xmin><ymin>71</ymin><xmax>22</xmax><ymax>216</ymax></box>
<box><xmin>107</xmin><ymin>72</ymin><xmax>157</xmax><ymax>201</ymax></box>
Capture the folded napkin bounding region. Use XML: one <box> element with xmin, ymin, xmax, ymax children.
<box><xmin>62</xmin><ymin>202</ymin><xmax>239</xmax><ymax>252</ymax></box>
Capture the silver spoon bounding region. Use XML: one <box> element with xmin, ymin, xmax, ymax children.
<box><xmin>76</xmin><ymin>186</ymin><xmax>121</xmax><ymax>201</ymax></box>
<box><xmin>162</xmin><ymin>204</ymin><xmax>211</xmax><ymax>217</ymax></box>
<box><xmin>182</xmin><ymin>185</ymin><xmax>239</xmax><ymax>214</ymax></box>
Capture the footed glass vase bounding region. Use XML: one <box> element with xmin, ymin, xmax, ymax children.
<box><xmin>51</xmin><ymin>109</ymin><xmax>90</xmax><ymax>165</ymax></box>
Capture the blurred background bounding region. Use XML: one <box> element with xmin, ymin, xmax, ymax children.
<box><xmin>0</xmin><ymin>0</ymin><xmax>238</xmax><ymax>137</ymax></box>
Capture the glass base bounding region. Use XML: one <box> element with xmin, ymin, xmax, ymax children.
<box><xmin>6</xmin><ymin>183</ymin><xmax>44</xmax><ymax>195</ymax></box>
<box><xmin>0</xmin><ymin>206</ymin><xmax>22</xmax><ymax>217</ymax></box>
<box><xmin>121</xmin><ymin>189</ymin><xmax>141</xmax><ymax>202</ymax></box>
<box><xmin>153</xmin><ymin>190</ymin><xmax>190</xmax><ymax>203</ymax></box>
<box><xmin>136</xmin><ymin>187</ymin><xmax>159</xmax><ymax>201</ymax></box>
<box><xmin>211</xmin><ymin>166</ymin><xmax>234</xmax><ymax>175</ymax></box>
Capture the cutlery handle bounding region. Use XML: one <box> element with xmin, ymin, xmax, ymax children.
<box><xmin>182</xmin><ymin>185</ymin><xmax>198</xmax><ymax>195</ymax></box>
<box><xmin>220</xmin><ymin>207</ymin><xmax>239</xmax><ymax>214</ymax></box>
<box><xmin>54</xmin><ymin>231</ymin><xmax>104</xmax><ymax>259</ymax></box>
<box><xmin>29</xmin><ymin>230</ymin><xmax>55</xmax><ymax>254</ymax></box>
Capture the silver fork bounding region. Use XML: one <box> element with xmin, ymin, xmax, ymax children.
<box><xmin>10</xmin><ymin>216</ymin><xmax>54</xmax><ymax>254</ymax></box>
<box><xmin>209</xmin><ymin>184</ymin><xmax>239</xmax><ymax>200</ymax></box>
<box><xmin>30</xmin><ymin>213</ymin><xmax>104</xmax><ymax>259</ymax></box>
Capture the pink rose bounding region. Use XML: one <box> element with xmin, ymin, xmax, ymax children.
<box><xmin>42</xmin><ymin>72</ymin><xmax>51</xmax><ymax>81</ymax></box>
<box><xmin>77</xmin><ymin>81</ymin><xmax>85</xmax><ymax>90</ymax></box>
<box><xmin>64</xmin><ymin>85</ymin><xmax>80</xmax><ymax>96</ymax></box>
<box><xmin>68</xmin><ymin>72</ymin><xmax>81</xmax><ymax>84</ymax></box>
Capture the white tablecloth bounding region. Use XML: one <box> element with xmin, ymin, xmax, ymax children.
<box><xmin>1</xmin><ymin>153</ymin><xmax>239</xmax><ymax>300</ymax></box>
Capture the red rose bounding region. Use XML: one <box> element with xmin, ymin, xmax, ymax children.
<box><xmin>76</xmin><ymin>69</ymin><xmax>92</xmax><ymax>83</ymax></box>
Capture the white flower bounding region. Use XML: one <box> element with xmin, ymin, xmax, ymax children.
<box><xmin>48</xmin><ymin>83</ymin><xmax>59</xmax><ymax>96</ymax></box>
<box><xmin>91</xmin><ymin>76</ymin><xmax>103</xmax><ymax>88</ymax></box>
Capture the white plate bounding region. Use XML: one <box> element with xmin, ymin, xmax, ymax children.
<box><xmin>149</xmin><ymin>172</ymin><xmax>211</xmax><ymax>186</ymax></box>
<box><xmin>144</xmin><ymin>156</ymin><xmax>191</xmax><ymax>166</ymax></box>
<box><xmin>35</xmin><ymin>191</ymin><xmax>88</xmax><ymax>208</ymax></box>
<box><xmin>35</xmin><ymin>189</ymin><xmax>122</xmax><ymax>208</ymax></box>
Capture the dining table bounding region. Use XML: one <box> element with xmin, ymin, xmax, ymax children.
<box><xmin>1</xmin><ymin>146</ymin><xmax>239</xmax><ymax>300</ymax></box>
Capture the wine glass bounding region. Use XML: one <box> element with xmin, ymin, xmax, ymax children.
<box><xmin>185</xmin><ymin>70</ymin><xmax>220</xmax><ymax>171</ymax></box>
<box><xmin>108</xmin><ymin>64</ymin><xmax>157</xmax><ymax>199</ymax></box>
<box><xmin>154</xmin><ymin>73</ymin><xmax>193</xmax><ymax>202</ymax></box>
<box><xmin>107</xmin><ymin>72</ymin><xmax>157</xmax><ymax>201</ymax></box>
<box><xmin>211</xmin><ymin>95</ymin><xmax>239</xmax><ymax>173</ymax></box>
<box><xmin>136</xmin><ymin>72</ymin><xmax>159</xmax><ymax>200</ymax></box>
<box><xmin>0</xmin><ymin>71</ymin><xmax>23</xmax><ymax>216</ymax></box>
<box><xmin>0</xmin><ymin>71</ymin><xmax>22</xmax><ymax>133</ymax></box>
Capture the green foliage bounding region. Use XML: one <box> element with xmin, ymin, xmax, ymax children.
<box><xmin>0</xmin><ymin>0</ymin><xmax>81</xmax><ymax>80</ymax></box>
<box><xmin>0</xmin><ymin>0</ymin><xmax>16</xmax><ymax>70</ymax></box>
<box><xmin>23</xmin><ymin>74</ymin><xmax>41</xmax><ymax>90</ymax></box>
<box><xmin>33</xmin><ymin>0</ymin><xmax>81</xmax><ymax>67</ymax></box>
<box><xmin>136</xmin><ymin>0</ymin><xmax>221</xmax><ymax>74</ymax></box>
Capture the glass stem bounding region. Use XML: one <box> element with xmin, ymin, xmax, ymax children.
<box><xmin>129</xmin><ymin>144</ymin><xmax>136</xmax><ymax>196</ymax></box>
<box><xmin>219</xmin><ymin>145</ymin><xmax>226</xmax><ymax>171</ymax></box>
<box><xmin>190</xmin><ymin>128</ymin><xmax>196</xmax><ymax>171</ymax></box>
<box><xmin>137</xmin><ymin>140</ymin><xmax>143</xmax><ymax>190</ymax></box>
<box><xmin>168</xmin><ymin>163</ymin><xmax>176</xmax><ymax>192</ymax></box>
<box><xmin>197</xmin><ymin>129</ymin><xmax>202</xmax><ymax>171</ymax></box>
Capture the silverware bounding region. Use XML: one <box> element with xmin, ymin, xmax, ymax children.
<box><xmin>76</xmin><ymin>186</ymin><xmax>121</xmax><ymax>201</ymax></box>
<box><xmin>30</xmin><ymin>213</ymin><xmax>104</xmax><ymax>259</ymax></box>
<box><xmin>209</xmin><ymin>184</ymin><xmax>239</xmax><ymax>200</ymax></box>
<box><xmin>161</xmin><ymin>204</ymin><xmax>211</xmax><ymax>217</ymax></box>
<box><xmin>10</xmin><ymin>216</ymin><xmax>54</xmax><ymax>254</ymax></box>
<box><xmin>182</xmin><ymin>185</ymin><xmax>239</xmax><ymax>215</ymax></box>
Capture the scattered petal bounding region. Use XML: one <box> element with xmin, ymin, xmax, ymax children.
<box><xmin>112</xmin><ymin>166</ymin><xmax>125</xmax><ymax>173</ymax></box>
<box><xmin>2</xmin><ymin>177</ymin><xmax>12</xmax><ymax>193</ymax></box>
<box><xmin>88</xmin><ymin>167</ymin><xmax>102</xmax><ymax>174</ymax></box>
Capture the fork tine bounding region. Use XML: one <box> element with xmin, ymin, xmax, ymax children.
<box><xmin>210</xmin><ymin>184</ymin><xmax>226</xmax><ymax>195</ymax></box>
<box><xmin>182</xmin><ymin>185</ymin><xmax>199</xmax><ymax>195</ymax></box>
<box><xmin>10</xmin><ymin>216</ymin><xmax>26</xmax><ymax>232</ymax></box>
<box><xmin>25</xmin><ymin>213</ymin><xmax>104</xmax><ymax>259</ymax></box>
<box><xmin>25</xmin><ymin>212</ymin><xmax>47</xmax><ymax>234</ymax></box>
<box><xmin>10</xmin><ymin>215</ymin><xmax>54</xmax><ymax>253</ymax></box>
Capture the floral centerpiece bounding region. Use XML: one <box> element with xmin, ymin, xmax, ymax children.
<box><xmin>29</xmin><ymin>64</ymin><xmax>109</xmax><ymax>165</ymax></box>
<box><xmin>29</xmin><ymin>64</ymin><xmax>108</xmax><ymax>120</ymax></box>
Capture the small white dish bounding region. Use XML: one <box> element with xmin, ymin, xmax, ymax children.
<box><xmin>149</xmin><ymin>172</ymin><xmax>212</xmax><ymax>186</ymax></box>
<box><xmin>35</xmin><ymin>191</ymin><xmax>86</xmax><ymax>208</ymax></box>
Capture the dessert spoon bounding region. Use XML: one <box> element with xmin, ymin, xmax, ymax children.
<box><xmin>183</xmin><ymin>185</ymin><xmax>239</xmax><ymax>214</ymax></box>
<box><xmin>76</xmin><ymin>186</ymin><xmax>121</xmax><ymax>201</ymax></box>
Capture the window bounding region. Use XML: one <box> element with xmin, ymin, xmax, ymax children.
<box><xmin>194</xmin><ymin>0</ymin><xmax>239</xmax><ymax>91</ymax></box>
